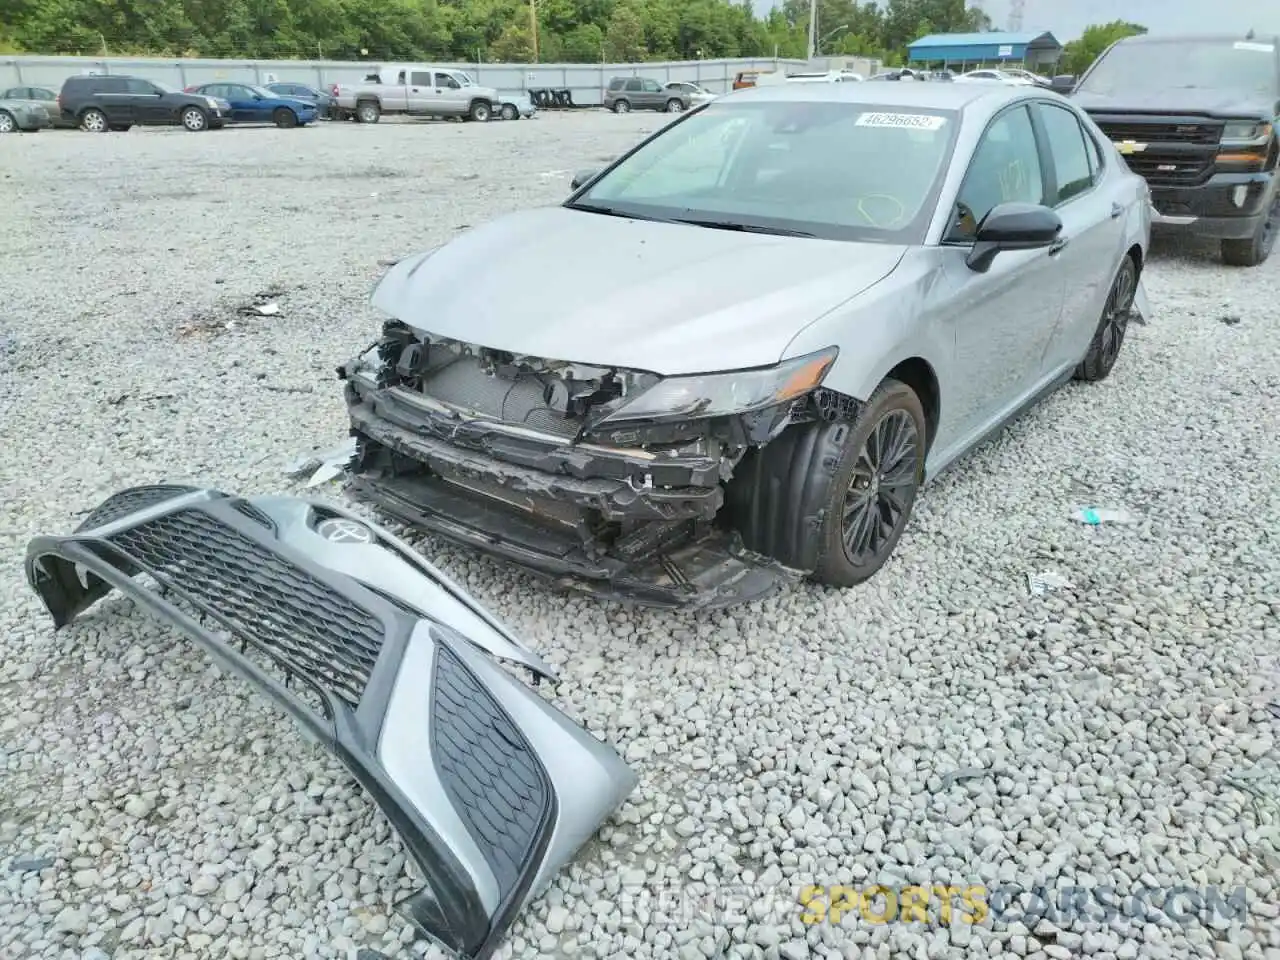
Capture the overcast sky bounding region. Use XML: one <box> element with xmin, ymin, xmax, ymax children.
<box><xmin>753</xmin><ymin>0</ymin><xmax>1277</xmax><ymax>43</ymax></box>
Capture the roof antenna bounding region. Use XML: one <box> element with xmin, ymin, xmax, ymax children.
<box><xmin>1246</xmin><ymin>28</ymin><xmax>1256</xmax><ymax>39</ymax></box>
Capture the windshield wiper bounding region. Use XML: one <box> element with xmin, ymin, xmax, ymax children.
<box><xmin>566</xmin><ymin>202</ymin><xmax>673</xmax><ymax>223</ymax></box>
<box><xmin>670</xmin><ymin>216</ymin><xmax>817</xmax><ymax>238</ymax></box>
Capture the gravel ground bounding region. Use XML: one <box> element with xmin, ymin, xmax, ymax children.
<box><xmin>2</xmin><ymin>113</ymin><xmax>1279</xmax><ymax>960</ymax></box>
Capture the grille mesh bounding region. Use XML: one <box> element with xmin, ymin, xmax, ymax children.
<box><xmin>431</xmin><ymin>643</ymin><xmax>550</xmax><ymax>898</ymax></box>
<box><xmin>108</xmin><ymin>509</ymin><xmax>385</xmax><ymax>707</ymax></box>
<box><xmin>75</xmin><ymin>485</ymin><xmax>200</xmax><ymax>533</ymax></box>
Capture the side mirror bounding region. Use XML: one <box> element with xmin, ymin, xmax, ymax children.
<box><xmin>570</xmin><ymin>168</ymin><xmax>600</xmax><ymax>190</ymax></box>
<box><xmin>965</xmin><ymin>202</ymin><xmax>1062</xmax><ymax>273</ymax></box>
<box><xmin>1050</xmin><ymin>74</ymin><xmax>1077</xmax><ymax>94</ymax></box>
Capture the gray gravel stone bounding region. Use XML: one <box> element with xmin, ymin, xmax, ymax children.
<box><xmin>1</xmin><ymin>111</ymin><xmax>1278</xmax><ymax>960</ymax></box>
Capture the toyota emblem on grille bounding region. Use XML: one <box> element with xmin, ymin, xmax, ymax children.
<box><xmin>317</xmin><ymin>517</ymin><xmax>375</xmax><ymax>544</ymax></box>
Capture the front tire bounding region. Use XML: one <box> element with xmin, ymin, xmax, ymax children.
<box><xmin>469</xmin><ymin>101</ymin><xmax>491</xmax><ymax>122</ymax></box>
<box><xmin>181</xmin><ymin>106</ymin><xmax>208</xmax><ymax>131</ymax></box>
<box><xmin>1074</xmin><ymin>255</ymin><xmax>1136</xmax><ymax>382</ymax></box>
<box><xmin>80</xmin><ymin>108</ymin><xmax>108</xmax><ymax>133</ymax></box>
<box><xmin>613</xmin><ymin>99</ymin><xmax>631</xmax><ymax>114</ymax></box>
<box><xmin>500</xmin><ymin>103</ymin><xmax>518</xmax><ymax>121</ymax></box>
<box><xmin>273</xmin><ymin>107</ymin><xmax>297</xmax><ymax>129</ymax></box>
<box><xmin>727</xmin><ymin>379</ymin><xmax>926</xmax><ymax>587</ymax></box>
<box><xmin>1221</xmin><ymin>188</ymin><xmax>1278</xmax><ymax>267</ymax></box>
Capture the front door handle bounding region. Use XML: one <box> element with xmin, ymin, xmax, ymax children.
<box><xmin>1110</xmin><ymin>202</ymin><xmax>1124</xmax><ymax>219</ymax></box>
<box><xmin>1048</xmin><ymin>237</ymin><xmax>1069</xmax><ymax>256</ymax></box>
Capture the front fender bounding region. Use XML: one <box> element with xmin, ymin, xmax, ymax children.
<box><xmin>781</xmin><ymin>252</ymin><xmax>950</xmax><ymax>402</ymax></box>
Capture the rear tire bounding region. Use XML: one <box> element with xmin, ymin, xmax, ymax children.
<box><xmin>0</xmin><ymin>111</ymin><xmax>16</xmax><ymax>134</ymax></box>
<box><xmin>1221</xmin><ymin>187</ymin><xmax>1278</xmax><ymax>267</ymax></box>
<box><xmin>665</xmin><ymin>98</ymin><xmax>684</xmax><ymax>113</ymax></box>
<box><xmin>726</xmin><ymin>379</ymin><xmax>927</xmax><ymax>587</ymax></box>
<box><xmin>1074</xmin><ymin>255</ymin><xmax>1136</xmax><ymax>382</ymax></box>
<box><xmin>80</xmin><ymin>108</ymin><xmax>108</xmax><ymax>133</ymax></box>
<box><xmin>469</xmin><ymin>101</ymin><xmax>491</xmax><ymax>122</ymax></box>
<box><xmin>356</xmin><ymin>101</ymin><xmax>380</xmax><ymax>124</ymax></box>
<box><xmin>273</xmin><ymin>107</ymin><xmax>297</xmax><ymax>129</ymax></box>
<box><xmin>613</xmin><ymin>99</ymin><xmax>631</xmax><ymax>114</ymax></box>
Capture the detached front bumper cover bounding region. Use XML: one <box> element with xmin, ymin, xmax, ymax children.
<box><xmin>26</xmin><ymin>485</ymin><xmax>636</xmax><ymax>960</ymax></box>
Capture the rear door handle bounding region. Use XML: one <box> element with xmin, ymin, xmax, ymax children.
<box><xmin>1048</xmin><ymin>237</ymin><xmax>1069</xmax><ymax>256</ymax></box>
<box><xmin>1110</xmin><ymin>202</ymin><xmax>1124</xmax><ymax>219</ymax></box>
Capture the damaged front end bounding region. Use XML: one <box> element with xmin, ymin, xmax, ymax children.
<box><xmin>26</xmin><ymin>486</ymin><xmax>636</xmax><ymax>960</ymax></box>
<box><xmin>339</xmin><ymin>323</ymin><xmax>842</xmax><ymax>608</ymax></box>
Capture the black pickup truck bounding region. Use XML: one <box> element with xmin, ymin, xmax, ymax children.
<box><xmin>1069</xmin><ymin>33</ymin><xmax>1280</xmax><ymax>267</ymax></box>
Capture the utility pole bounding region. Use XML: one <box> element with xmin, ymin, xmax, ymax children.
<box><xmin>807</xmin><ymin>0</ymin><xmax>817</xmax><ymax>61</ymax></box>
<box><xmin>530</xmin><ymin>0</ymin><xmax>540</xmax><ymax>63</ymax></box>
<box><xmin>1007</xmin><ymin>0</ymin><xmax>1025</xmax><ymax>32</ymax></box>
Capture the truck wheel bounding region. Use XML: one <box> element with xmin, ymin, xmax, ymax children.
<box><xmin>469</xmin><ymin>101</ymin><xmax>491</xmax><ymax>122</ymax></box>
<box><xmin>500</xmin><ymin>103</ymin><xmax>518</xmax><ymax>121</ymax></box>
<box><xmin>1221</xmin><ymin>189</ymin><xmax>1278</xmax><ymax>267</ymax></box>
<box><xmin>356</xmin><ymin>101</ymin><xmax>380</xmax><ymax>124</ymax></box>
<box><xmin>725</xmin><ymin>379</ymin><xmax>926</xmax><ymax>587</ymax></box>
<box><xmin>273</xmin><ymin>107</ymin><xmax>297</xmax><ymax>129</ymax></box>
<box><xmin>613</xmin><ymin>99</ymin><xmax>631</xmax><ymax>114</ymax></box>
<box><xmin>80</xmin><ymin>108</ymin><xmax>108</xmax><ymax>132</ymax></box>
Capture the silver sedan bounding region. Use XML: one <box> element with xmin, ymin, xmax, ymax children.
<box><xmin>343</xmin><ymin>82</ymin><xmax>1152</xmax><ymax>608</ymax></box>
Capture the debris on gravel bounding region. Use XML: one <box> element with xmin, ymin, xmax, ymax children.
<box><xmin>2</xmin><ymin>115</ymin><xmax>1278</xmax><ymax>960</ymax></box>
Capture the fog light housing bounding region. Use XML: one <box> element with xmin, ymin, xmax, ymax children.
<box><xmin>1232</xmin><ymin>185</ymin><xmax>1248</xmax><ymax>207</ymax></box>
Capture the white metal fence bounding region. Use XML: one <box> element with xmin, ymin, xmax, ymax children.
<box><xmin>0</xmin><ymin>54</ymin><xmax>851</xmax><ymax>105</ymax></box>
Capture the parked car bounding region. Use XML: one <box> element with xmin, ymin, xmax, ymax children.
<box><xmin>336</xmin><ymin>83</ymin><xmax>1151</xmax><ymax>609</ymax></box>
<box><xmin>603</xmin><ymin>77</ymin><xmax>692</xmax><ymax>114</ymax></box>
<box><xmin>57</xmin><ymin>75</ymin><xmax>227</xmax><ymax>131</ymax></box>
<box><xmin>955</xmin><ymin>68</ymin><xmax>1037</xmax><ymax>86</ymax></box>
<box><xmin>330</xmin><ymin>66</ymin><xmax>500</xmax><ymax>123</ymax></box>
<box><xmin>733</xmin><ymin>71</ymin><xmax>768</xmax><ymax>90</ymax></box>
<box><xmin>786</xmin><ymin>71</ymin><xmax>866</xmax><ymax>83</ymax></box>
<box><xmin>265</xmin><ymin>81</ymin><xmax>335</xmax><ymax>118</ymax></box>
<box><xmin>1</xmin><ymin>85</ymin><xmax>66</xmax><ymax>126</ymax></box>
<box><xmin>498</xmin><ymin>91</ymin><xmax>536</xmax><ymax>120</ymax></box>
<box><xmin>1001</xmin><ymin>67</ymin><xmax>1053</xmax><ymax>87</ymax></box>
<box><xmin>1070</xmin><ymin>31</ymin><xmax>1280</xmax><ymax>267</ymax></box>
<box><xmin>0</xmin><ymin>96</ymin><xmax>50</xmax><ymax>133</ymax></box>
<box><xmin>665</xmin><ymin>81</ymin><xmax>718</xmax><ymax>106</ymax></box>
<box><xmin>187</xmin><ymin>82</ymin><xmax>317</xmax><ymax>127</ymax></box>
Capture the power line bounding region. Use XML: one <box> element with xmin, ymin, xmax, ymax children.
<box><xmin>1007</xmin><ymin>0</ymin><xmax>1026</xmax><ymax>32</ymax></box>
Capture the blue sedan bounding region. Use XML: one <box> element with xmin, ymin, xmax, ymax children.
<box><xmin>186</xmin><ymin>82</ymin><xmax>317</xmax><ymax>127</ymax></box>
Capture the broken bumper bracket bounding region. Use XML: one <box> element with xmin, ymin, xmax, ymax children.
<box><xmin>26</xmin><ymin>485</ymin><xmax>636</xmax><ymax>960</ymax></box>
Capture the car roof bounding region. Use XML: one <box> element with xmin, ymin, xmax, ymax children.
<box><xmin>1115</xmin><ymin>32</ymin><xmax>1279</xmax><ymax>45</ymax></box>
<box><xmin>724</xmin><ymin>80</ymin><xmax>1030</xmax><ymax>114</ymax></box>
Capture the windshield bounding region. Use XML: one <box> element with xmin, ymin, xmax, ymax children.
<box><xmin>455</xmin><ymin>72</ymin><xmax>475</xmax><ymax>86</ymax></box>
<box><xmin>1078</xmin><ymin>39</ymin><xmax>1278</xmax><ymax>96</ymax></box>
<box><xmin>247</xmin><ymin>85</ymin><xmax>275</xmax><ymax>98</ymax></box>
<box><xmin>566</xmin><ymin>100</ymin><xmax>958</xmax><ymax>243</ymax></box>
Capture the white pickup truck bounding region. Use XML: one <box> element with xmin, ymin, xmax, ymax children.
<box><xmin>330</xmin><ymin>66</ymin><xmax>502</xmax><ymax>123</ymax></box>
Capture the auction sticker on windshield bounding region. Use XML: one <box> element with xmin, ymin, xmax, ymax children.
<box><xmin>855</xmin><ymin>112</ymin><xmax>947</xmax><ymax>131</ymax></box>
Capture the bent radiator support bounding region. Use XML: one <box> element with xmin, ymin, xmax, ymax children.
<box><xmin>25</xmin><ymin>485</ymin><xmax>636</xmax><ymax>960</ymax></box>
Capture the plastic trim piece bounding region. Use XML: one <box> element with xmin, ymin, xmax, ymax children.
<box><xmin>25</xmin><ymin>485</ymin><xmax>636</xmax><ymax>960</ymax></box>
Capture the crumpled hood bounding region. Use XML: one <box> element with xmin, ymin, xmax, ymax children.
<box><xmin>1073</xmin><ymin>88</ymin><xmax>1274</xmax><ymax>119</ymax></box>
<box><xmin>372</xmin><ymin>206</ymin><xmax>907</xmax><ymax>375</ymax></box>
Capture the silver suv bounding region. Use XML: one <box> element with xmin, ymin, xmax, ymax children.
<box><xmin>603</xmin><ymin>76</ymin><xmax>691</xmax><ymax>114</ymax></box>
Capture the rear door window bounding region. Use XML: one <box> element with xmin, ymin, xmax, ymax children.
<box><xmin>625</xmin><ymin>79</ymin><xmax>642</xmax><ymax>92</ymax></box>
<box><xmin>410</xmin><ymin>72</ymin><xmax>432</xmax><ymax>86</ymax></box>
<box><xmin>608</xmin><ymin>78</ymin><xmax>625</xmax><ymax>91</ymax></box>
<box><xmin>1036</xmin><ymin>102</ymin><xmax>1095</xmax><ymax>204</ymax></box>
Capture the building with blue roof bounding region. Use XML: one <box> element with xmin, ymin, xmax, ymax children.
<box><xmin>907</xmin><ymin>31</ymin><xmax>1063</xmax><ymax>69</ymax></box>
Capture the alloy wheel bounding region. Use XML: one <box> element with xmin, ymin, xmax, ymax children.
<box><xmin>0</xmin><ymin>112</ymin><xmax>14</xmax><ymax>133</ymax></box>
<box><xmin>82</xmin><ymin>110</ymin><xmax>106</xmax><ymax>132</ymax></box>
<box><xmin>182</xmin><ymin>108</ymin><xmax>206</xmax><ymax>131</ymax></box>
<box><xmin>1099</xmin><ymin>261</ymin><xmax>1136</xmax><ymax>371</ymax></box>
<box><xmin>841</xmin><ymin>410</ymin><xmax>920</xmax><ymax>565</ymax></box>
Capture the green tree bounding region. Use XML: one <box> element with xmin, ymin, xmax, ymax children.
<box><xmin>1061</xmin><ymin>20</ymin><xmax>1147</xmax><ymax>76</ymax></box>
<box><xmin>602</xmin><ymin>2</ymin><xmax>645</xmax><ymax>61</ymax></box>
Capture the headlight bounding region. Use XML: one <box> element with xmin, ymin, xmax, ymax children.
<box><xmin>599</xmin><ymin>347</ymin><xmax>838</xmax><ymax>425</ymax></box>
<box><xmin>1221</xmin><ymin>120</ymin><xmax>1269</xmax><ymax>142</ymax></box>
<box><xmin>205</xmin><ymin>97</ymin><xmax>217</xmax><ymax>108</ymax></box>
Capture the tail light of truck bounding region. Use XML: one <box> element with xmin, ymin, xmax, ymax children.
<box><xmin>331</xmin><ymin>83</ymin><xmax>340</xmax><ymax>96</ymax></box>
